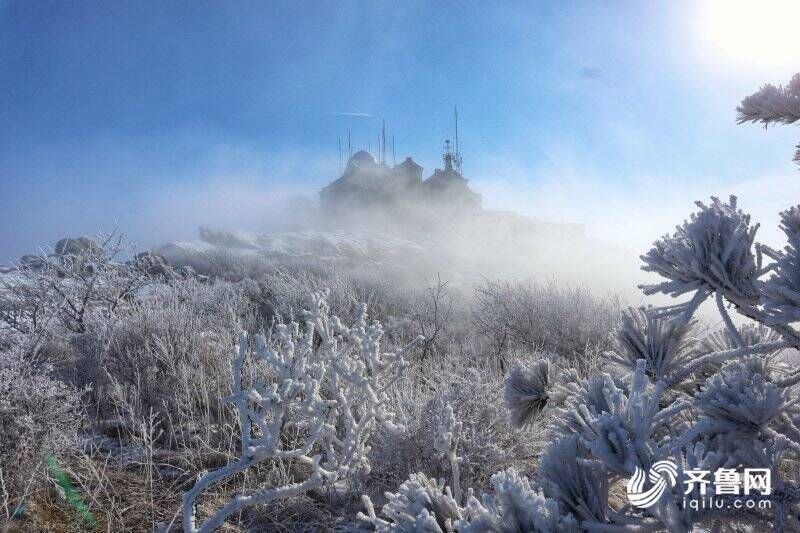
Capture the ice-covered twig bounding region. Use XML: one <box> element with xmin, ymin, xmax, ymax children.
<box><xmin>433</xmin><ymin>403</ymin><xmax>463</xmax><ymax>504</ymax></box>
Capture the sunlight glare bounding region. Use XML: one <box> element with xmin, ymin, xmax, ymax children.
<box><xmin>702</xmin><ymin>0</ymin><xmax>800</xmax><ymax>69</ymax></box>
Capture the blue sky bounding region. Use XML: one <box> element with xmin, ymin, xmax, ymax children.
<box><xmin>1</xmin><ymin>0</ymin><xmax>799</xmax><ymax>261</ymax></box>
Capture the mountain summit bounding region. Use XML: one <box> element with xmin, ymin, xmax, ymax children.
<box><xmin>320</xmin><ymin>148</ymin><xmax>481</xmax><ymax>223</ymax></box>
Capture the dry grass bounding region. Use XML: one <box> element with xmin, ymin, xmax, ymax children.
<box><xmin>2</xmin><ymin>450</ymin><xmax>186</xmax><ymax>532</ymax></box>
<box><xmin>1</xmin><ymin>259</ymin><xmax>627</xmax><ymax>530</ymax></box>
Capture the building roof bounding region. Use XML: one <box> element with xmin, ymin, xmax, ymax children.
<box><xmin>395</xmin><ymin>157</ymin><xmax>422</xmax><ymax>171</ymax></box>
<box><xmin>424</xmin><ymin>167</ymin><xmax>468</xmax><ymax>189</ymax></box>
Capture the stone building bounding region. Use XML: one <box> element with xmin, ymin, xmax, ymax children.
<box><xmin>319</xmin><ymin>144</ymin><xmax>481</xmax><ymax>218</ymax></box>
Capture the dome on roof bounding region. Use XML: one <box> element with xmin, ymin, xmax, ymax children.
<box><xmin>348</xmin><ymin>151</ymin><xmax>377</xmax><ymax>166</ymax></box>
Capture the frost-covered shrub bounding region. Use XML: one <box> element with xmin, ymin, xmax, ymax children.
<box><xmin>361</xmin><ymin>468</ymin><xmax>578</xmax><ymax>533</ymax></box>
<box><xmin>359</xmin><ymin>473</ymin><xmax>464</xmax><ymax>532</ymax></box>
<box><xmin>74</xmin><ymin>279</ymin><xmax>251</xmax><ymax>453</ymax></box>
<box><xmin>419</xmin><ymin>371</ymin><xmax>521</xmax><ymax>492</ymax></box>
<box><xmin>183</xmin><ymin>291</ymin><xmax>421</xmax><ymax>532</ymax></box>
<box><xmin>368</xmin><ymin>356</ymin><xmax>527</xmax><ymax>504</ymax></box>
<box><xmin>473</xmin><ymin>278</ymin><xmax>619</xmax><ymax>372</ymax></box>
<box><xmin>461</xmin><ymin>468</ymin><xmax>578</xmax><ymax>533</ymax></box>
<box><xmin>0</xmin><ymin>347</ymin><xmax>83</xmax><ymax>496</ymax></box>
<box><xmin>255</xmin><ymin>266</ymin><xmax>415</xmax><ymax>330</ymax></box>
<box><xmin>0</xmin><ymin>232</ymin><xmax>151</xmax><ymax>336</ymax></box>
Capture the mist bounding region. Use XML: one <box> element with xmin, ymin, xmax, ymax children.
<box><xmin>6</xmin><ymin>141</ymin><xmax>798</xmax><ymax>312</ymax></box>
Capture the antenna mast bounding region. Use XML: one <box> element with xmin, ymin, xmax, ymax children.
<box><xmin>338</xmin><ymin>136</ymin><xmax>342</xmax><ymax>173</ymax></box>
<box><xmin>381</xmin><ymin>120</ymin><xmax>387</xmax><ymax>165</ymax></box>
<box><xmin>454</xmin><ymin>106</ymin><xmax>462</xmax><ymax>173</ymax></box>
<box><xmin>348</xmin><ymin>131</ymin><xmax>352</xmax><ymax>157</ymax></box>
<box><xmin>392</xmin><ymin>135</ymin><xmax>396</xmax><ymax>166</ymax></box>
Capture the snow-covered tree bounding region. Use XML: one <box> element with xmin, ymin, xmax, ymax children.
<box><xmin>738</xmin><ymin>73</ymin><xmax>800</xmax><ymax>167</ymax></box>
<box><xmin>538</xmin><ymin>194</ymin><xmax>800</xmax><ymax>530</ymax></box>
<box><xmin>366</xmin><ymin>191</ymin><xmax>800</xmax><ymax>531</ymax></box>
